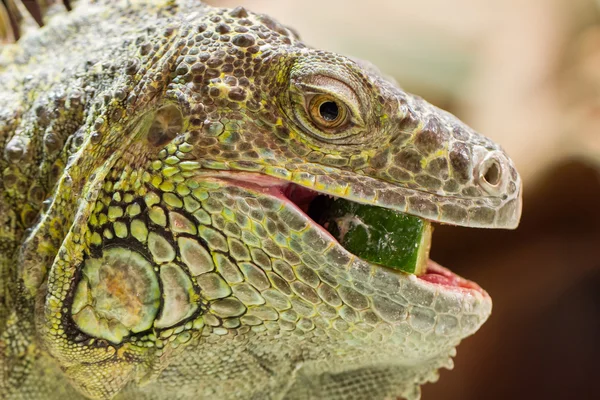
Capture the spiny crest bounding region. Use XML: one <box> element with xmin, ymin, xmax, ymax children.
<box><xmin>0</xmin><ymin>0</ymin><xmax>72</xmax><ymax>43</ymax></box>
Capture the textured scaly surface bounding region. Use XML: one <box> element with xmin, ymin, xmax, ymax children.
<box><xmin>0</xmin><ymin>1</ymin><xmax>522</xmax><ymax>399</ymax></box>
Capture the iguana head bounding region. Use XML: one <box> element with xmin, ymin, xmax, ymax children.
<box><xmin>25</xmin><ymin>3</ymin><xmax>521</xmax><ymax>399</ymax></box>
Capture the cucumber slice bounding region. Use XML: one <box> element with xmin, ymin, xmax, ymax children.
<box><xmin>316</xmin><ymin>198</ymin><xmax>431</xmax><ymax>274</ymax></box>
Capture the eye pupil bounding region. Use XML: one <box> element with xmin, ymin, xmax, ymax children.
<box><xmin>319</xmin><ymin>101</ymin><xmax>339</xmax><ymax>121</ymax></box>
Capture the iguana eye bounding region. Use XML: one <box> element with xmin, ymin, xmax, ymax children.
<box><xmin>288</xmin><ymin>70</ymin><xmax>364</xmax><ymax>141</ymax></box>
<box><xmin>308</xmin><ymin>94</ymin><xmax>348</xmax><ymax>130</ymax></box>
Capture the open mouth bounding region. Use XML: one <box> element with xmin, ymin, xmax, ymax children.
<box><xmin>203</xmin><ymin>171</ymin><xmax>486</xmax><ymax>295</ymax></box>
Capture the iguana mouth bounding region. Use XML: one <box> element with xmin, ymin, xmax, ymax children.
<box><xmin>283</xmin><ymin>182</ymin><xmax>485</xmax><ymax>294</ymax></box>
<box><xmin>205</xmin><ymin>171</ymin><xmax>487</xmax><ymax>295</ymax></box>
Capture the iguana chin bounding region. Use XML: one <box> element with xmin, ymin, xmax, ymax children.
<box><xmin>0</xmin><ymin>1</ymin><xmax>522</xmax><ymax>399</ymax></box>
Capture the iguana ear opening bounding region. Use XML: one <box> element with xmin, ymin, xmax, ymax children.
<box><xmin>146</xmin><ymin>104</ymin><xmax>184</xmax><ymax>147</ymax></box>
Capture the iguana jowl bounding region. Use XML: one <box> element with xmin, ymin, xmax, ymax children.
<box><xmin>0</xmin><ymin>1</ymin><xmax>522</xmax><ymax>399</ymax></box>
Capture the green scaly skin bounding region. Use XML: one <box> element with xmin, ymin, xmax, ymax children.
<box><xmin>0</xmin><ymin>1</ymin><xmax>522</xmax><ymax>399</ymax></box>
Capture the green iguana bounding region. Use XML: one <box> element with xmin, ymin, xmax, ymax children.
<box><xmin>0</xmin><ymin>1</ymin><xmax>522</xmax><ymax>399</ymax></box>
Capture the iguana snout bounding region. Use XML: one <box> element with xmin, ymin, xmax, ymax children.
<box><xmin>174</xmin><ymin>48</ymin><xmax>522</xmax><ymax>229</ymax></box>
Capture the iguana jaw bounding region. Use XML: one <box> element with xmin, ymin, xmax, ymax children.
<box><xmin>200</xmin><ymin>170</ymin><xmax>494</xmax><ymax>361</ymax></box>
<box><xmin>202</xmin><ymin>170</ymin><xmax>489</xmax><ymax>296</ymax></box>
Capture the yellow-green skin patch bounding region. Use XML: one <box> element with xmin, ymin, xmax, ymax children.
<box><xmin>179</xmin><ymin>237</ymin><xmax>214</xmax><ymax>275</ymax></box>
<box><xmin>148</xmin><ymin>231</ymin><xmax>176</xmax><ymax>263</ymax></box>
<box><xmin>71</xmin><ymin>248</ymin><xmax>160</xmax><ymax>343</ymax></box>
<box><xmin>154</xmin><ymin>263</ymin><xmax>198</xmax><ymax>329</ymax></box>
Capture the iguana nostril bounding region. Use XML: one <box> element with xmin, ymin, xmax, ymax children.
<box><xmin>477</xmin><ymin>153</ymin><xmax>506</xmax><ymax>194</ymax></box>
<box><xmin>482</xmin><ymin>160</ymin><xmax>501</xmax><ymax>186</ymax></box>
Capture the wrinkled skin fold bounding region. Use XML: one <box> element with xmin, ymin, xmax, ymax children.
<box><xmin>0</xmin><ymin>1</ymin><xmax>521</xmax><ymax>399</ymax></box>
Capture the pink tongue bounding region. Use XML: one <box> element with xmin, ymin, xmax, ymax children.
<box><xmin>418</xmin><ymin>260</ymin><xmax>487</xmax><ymax>294</ymax></box>
<box><xmin>419</xmin><ymin>273</ymin><xmax>459</xmax><ymax>286</ymax></box>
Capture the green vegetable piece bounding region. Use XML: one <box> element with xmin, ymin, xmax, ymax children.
<box><xmin>316</xmin><ymin>198</ymin><xmax>431</xmax><ymax>274</ymax></box>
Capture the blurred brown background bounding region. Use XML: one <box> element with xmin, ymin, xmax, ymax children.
<box><xmin>205</xmin><ymin>1</ymin><xmax>600</xmax><ymax>399</ymax></box>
